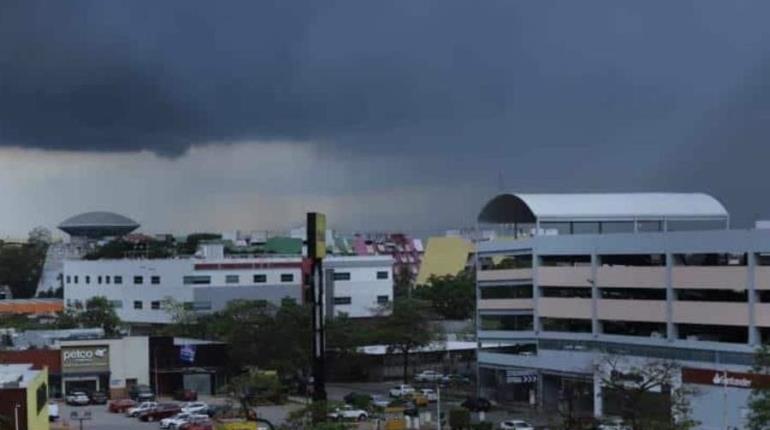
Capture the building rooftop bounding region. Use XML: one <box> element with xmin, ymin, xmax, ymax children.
<box><xmin>0</xmin><ymin>364</ymin><xmax>39</xmax><ymax>388</ymax></box>
<box><xmin>59</xmin><ymin>211</ymin><xmax>140</xmax><ymax>238</ymax></box>
<box><xmin>478</xmin><ymin>192</ymin><xmax>729</xmax><ymax>224</ymax></box>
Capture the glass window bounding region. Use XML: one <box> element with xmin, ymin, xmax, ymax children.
<box><xmin>377</xmin><ymin>295</ymin><xmax>390</xmax><ymax>304</ymax></box>
<box><xmin>480</xmin><ymin>315</ymin><xmax>533</xmax><ymax>331</ymax></box>
<box><xmin>377</xmin><ymin>271</ymin><xmax>389</xmax><ymax>280</ymax></box>
<box><xmin>114</xmin><ymin>276</ymin><xmax>122</xmax><ymax>285</ymax></box>
<box><xmin>183</xmin><ymin>276</ymin><xmax>211</xmax><ymax>285</ymax></box>
<box><xmin>85</xmin><ymin>276</ymin><xmax>90</xmax><ymax>284</ymax></box>
<box><xmin>193</xmin><ymin>301</ymin><xmax>212</xmax><ymax>311</ymax></box>
<box><xmin>134</xmin><ymin>276</ymin><xmax>143</xmax><ymax>285</ymax></box>
<box><xmin>105</xmin><ymin>276</ymin><xmax>110</xmax><ymax>284</ymax></box>
<box><xmin>480</xmin><ymin>285</ymin><xmax>533</xmax><ymax>299</ymax></box>
<box><xmin>74</xmin><ymin>276</ymin><xmax>79</xmax><ymax>284</ymax></box>
<box><xmin>133</xmin><ymin>301</ymin><xmax>143</xmax><ymax>309</ymax></box>
<box><xmin>281</xmin><ymin>273</ymin><xmax>294</xmax><ymax>282</ymax></box>
<box><xmin>226</xmin><ymin>275</ymin><xmax>240</xmax><ymax>284</ymax></box>
<box><xmin>333</xmin><ymin>272</ymin><xmax>351</xmax><ymax>281</ymax></box>
<box><xmin>334</xmin><ymin>296</ymin><xmax>352</xmax><ymax>305</ymax></box>
<box><xmin>97</xmin><ymin>276</ymin><xmax>102</xmax><ymax>284</ymax></box>
<box><xmin>253</xmin><ymin>274</ymin><xmax>267</xmax><ymax>283</ymax></box>
<box><xmin>110</xmin><ymin>300</ymin><xmax>122</xmax><ymax>309</ymax></box>
<box><xmin>66</xmin><ymin>276</ymin><xmax>71</xmax><ymax>284</ymax></box>
<box><xmin>151</xmin><ymin>276</ymin><xmax>161</xmax><ymax>285</ymax></box>
<box><xmin>151</xmin><ymin>301</ymin><xmax>161</xmax><ymax>310</ymax></box>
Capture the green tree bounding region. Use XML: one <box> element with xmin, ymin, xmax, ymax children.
<box><xmin>414</xmin><ymin>271</ymin><xmax>475</xmax><ymax>320</ymax></box>
<box><xmin>28</xmin><ymin>226</ymin><xmax>53</xmax><ymax>246</ymax></box>
<box><xmin>748</xmin><ymin>344</ymin><xmax>770</xmax><ymax>429</ymax></box>
<box><xmin>0</xmin><ymin>242</ymin><xmax>47</xmax><ymax>298</ymax></box>
<box><xmin>374</xmin><ymin>298</ymin><xmax>439</xmax><ymax>382</ymax></box>
<box><xmin>394</xmin><ymin>266</ymin><xmax>415</xmax><ymax>299</ymax></box>
<box><xmin>79</xmin><ymin>296</ymin><xmax>122</xmax><ymax>336</ymax></box>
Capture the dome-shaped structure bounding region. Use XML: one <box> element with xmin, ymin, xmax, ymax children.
<box><xmin>58</xmin><ymin>211</ymin><xmax>140</xmax><ymax>239</ymax></box>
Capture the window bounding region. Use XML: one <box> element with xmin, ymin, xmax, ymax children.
<box><xmin>377</xmin><ymin>295</ymin><xmax>390</xmax><ymax>304</ymax></box>
<box><xmin>134</xmin><ymin>276</ymin><xmax>143</xmax><ymax>285</ymax></box>
<box><xmin>151</xmin><ymin>276</ymin><xmax>161</xmax><ymax>285</ymax></box>
<box><xmin>85</xmin><ymin>276</ymin><xmax>90</xmax><ymax>284</ymax></box>
<box><xmin>480</xmin><ymin>315</ymin><xmax>533</xmax><ymax>331</ymax></box>
<box><xmin>114</xmin><ymin>276</ymin><xmax>123</xmax><ymax>285</ymax></box>
<box><xmin>377</xmin><ymin>271</ymin><xmax>389</xmax><ymax>280</ymax></box>
<box><xmin>105</xmin><ymin>276</ymin><xmax>110</xmax><ymax>284</ymax></box>
<box><xmin>281</xmin><ymin>297</ymin><xmax>297</xmax><ymax>306</ymax></box>
<box><xmin>97</xmin><ymin>276</ymin><xmax>102</xmax><ymax>284</ymax></box>
<box><xmin>601</xmin><ymin>288</ymin><xmax>666</xmax><ymax>300</ymax></box>
<box><xmin>541</xmin><ymin>287</ymin><xmax>591</xmax><ymax>298</ymax></box>
<box><xmin>36</xmin><ymin>383</ymin><xmax>47</xmax><ymax>413</ymax></box>
<box><xmin>74</xmin><ymin>276</ymin><xmax>79</xmax><ymax>284</ymax></box>
<box><xmin>183</xmin><ymin>275</ymin><xmax>211</xmax><ymax>285</ymax></box>
<box><xmin>110</xmin><ymin>300</ymin><xmax>123</xmax><ymax>309</ymax></box>
<box><xmin>66</xmin><ymin>276</ymin><xmax>71</xmax><ymax>284</ymax></box>
<box><xmin>541</xmin><ymin>318</ymin><xmax>592</xmax><ymax>333</ymax></box>
<box><xmin>193</xmin><ymin>301</ymin><xmax>212</xmax><ymax>311</ymax></box>
<box><xmin>676</xmin><ymin>289</ymin><xmax>747</xmax><ymax>302</ymax></box>
<box><xmin>334</xmin><ymin>296</ymin><xmax>352</xmax><ymax>305</ymax></box>
<box><xmin>333</xmin><ymin>272</ymin><xmax>351</xmax><ymax>281</ymax></box>
<box><xmin>281</xmin><ymin>273</ymin><xmax>294</xmax><ymax>282</ymax></box>
<box><xmin>480</xmin><ymin>285</ymin><xmax>533</xmax><ymax>299</ymax></box>
<box><xmin>253</xmin><ymin>274</ymin><xmax>267</xmax><ymax>283</ymax></box>
<box><xmin>226</xmin><ymin>275</ymin><xmax>240</xmax><ymax>284</ymax></box>
<box><xmin>151</xmin><ymin>301</ymin><xmax>161</xmax><ymax>310</ymax></box>
<box><xmin>133</xmin><ymin>301</ymin><xmax>143</xmax><ymax>309</ymax></box>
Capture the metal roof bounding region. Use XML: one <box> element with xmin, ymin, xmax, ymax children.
<box><xmin>478</xmin><ymin>192</ymin><xmax>729</xmax><ymax>224</ymax></box>
<box><xmin>59</xmin><ymin>211</ymin><xmax>139</xmax><ymax>228</ymax></box>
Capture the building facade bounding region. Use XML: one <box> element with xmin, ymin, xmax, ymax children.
<box><xmin>63</xmin><ymin>253</ymin><xmax>304</xmax><ymax>325</ymax></box>
<box><xmin>476</xmin><ymin>192</ymin><xmax>767</xmax><ymax>430</ymax></box>
<box><xmin>325</xmin><ymin>256</ymin><xmax>394</xmax><ymax>318</ymax></box>
<box><xmin>0</xmin><ymin>364</ymin><xmax>49</xmax><ymax>430</ymax></box>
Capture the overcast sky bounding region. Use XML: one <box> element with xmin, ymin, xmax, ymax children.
<box><xmin>2</xmin><ymin>1</ymin><xmax>770</xmax><ymax>238</ymax></box>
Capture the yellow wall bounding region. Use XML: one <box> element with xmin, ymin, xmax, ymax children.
<box><xmin>25</xmin><ymin>368</ymin><xmax>49</xmax><ymax>430</ymax></box>
<box><xmin>416</xmin><ymin>237</ymin><xmax>473</xmax><ymax>285</ymax></box>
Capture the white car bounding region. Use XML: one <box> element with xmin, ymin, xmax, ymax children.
<box><xmin>327</xmin><ymin>405</ymin><xmax>368</xmax><ymax>421</ymax></box>
<box><xmin>126</xmin><ymin>401</ymin><xmax>158</xmax><ymax>417</ymax></box>
<box><xmin>389</xmin><ymin>384</ymin><xmax>416</xmax><ymax>397</ymax></box>
<box><xmin>65</xmin><ymin>392</ymin><xmax>90</xmax><ymax>406</ymax></box>
<box><xmin>418</xmin><ymin>388</ymin><xmax>438</xmax><ymax>402</ymax></box>
<box><xmin>499</xmin><ymin>420</ymin><xmax>535</xmax><ymax>430</ymax></box>
<box><xmin>161</xmin><ymin>412</ymin><xmax>209</xmax><ymax>429</ymax></box>
<box><xmin>180</xmin><ymin>402</ymin><xmax>209</xmax><ymax>414</ymax></box>
<box><xmin>414</xmin><ymin>370</ymin><xmax>445</xmax><ymax>383</ymax></box>
<box><xmin>370</xmin><ymin>394</ymin><xmax>391</xmax><ymax>408</ymax></box>
<box><xmin>598</xmin><ymin>419</ymin><xmax>631</xmax><ymax>430</ymax></box>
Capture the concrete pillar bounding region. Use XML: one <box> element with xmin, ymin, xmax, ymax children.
<box><xmin>533</xmin><ymin>253</ymin><xmax>541</xmax><ymax>334</ymax></box>
<box><xmin>591</xmin><ymin>254</ymin><xmax>599</xmax><ymax>337</ymax></box>
<box><xmin>593</xmin><ymin>371</ymin><xmax>603</xmax><ymax>418</ymax></box>
<box><xmin>665</xmin><ymin>252</ymin><xmax>676</xmax><ymax>341</ymax></box>
<box><xmin>537</xmin><ymin>370</ymin><xmax>544</xmax><ymax>409</ymax></box>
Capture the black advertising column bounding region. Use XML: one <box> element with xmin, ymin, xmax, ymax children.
<box><xmin>307</xmin><ymin>212</ymin><xmax>327</xmax><ymax>412</ymax></box>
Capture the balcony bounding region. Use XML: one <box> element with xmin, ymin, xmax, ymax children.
<box><xmin>672</xmin><ymin>301</ymin><xmax>748</xmax><ymax>326</ymax></box>
<box><xmin>537</xmin><ymin>266</ymin><xmax>592</xmax><ymax>287</ymax></box>
<box><xmin>538</xmin><ymin>297</ymin><xmax>592</xmax><ymax>319</ymax></box>
<box><xmin>478</xmin><ymin>268</ymin><xmax>532</xmax><ymax>282</ymax></box>
<box><xmin>672</xmin><ymin>266</ymin><xmax>747</xmax><ymax>289</ymax></box>
<box><xmin>597</xmin><ymin>299</ymin><xmax>666</xmax><ymax>322</ymax></box>
<box><xmin>596</xmin><ymin>266</ymin><xmax>665</xmax><ymax>289</ymax></box>
<box><xmin>478</xmin><ymin>299</ymin><xmax>534</xmax><ymax>310</ymax></box>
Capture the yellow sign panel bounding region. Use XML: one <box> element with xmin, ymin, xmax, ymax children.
<box><xmin>313</xmin><ymin>212</ymin><xmax>326</xmax><ymax>259</ymax></box>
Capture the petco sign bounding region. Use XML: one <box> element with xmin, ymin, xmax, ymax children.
<box><xmin>62</xmin><ymin>346</ymin><xmax>110</xmax><ymax>372</ymax></box>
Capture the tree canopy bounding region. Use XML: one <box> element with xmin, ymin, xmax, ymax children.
<box><xmin>0</xmin><ymin>240</ymin><xmax>47</xmax><ymax>298</ymax></box>
<box><xmin>748</xmin><ymin>344</ymin><xmax>770</xmax><ymax>429</ymax></box>
<box><xmin>414</xmin><ymin>271</ymin><xmax>475</xmax><ymax>320</ymax></box>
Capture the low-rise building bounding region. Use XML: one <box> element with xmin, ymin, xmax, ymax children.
<box><xmin>325</xmin><ymin>256</ymin><xmax>394</xmax><ymax>318</ymax></box>
<box><xmin>0</xmin><ymin>364</ymin><xmax>49</xmax><ymax>430</ymax></box>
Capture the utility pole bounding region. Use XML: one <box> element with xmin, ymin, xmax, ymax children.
<box><xmin>308</xmin><ymin>212</ymin><xmax>328</xmax><ymax>422</ymax></box>
<box><xmin>14</xmin><ymin>403</ymin><xmax>19</xmax><ymax>430</ymax></box>
<box><xmin>436</xmin><ymin>383</ymin><xmax>441</xmax><ymax>430</ymax></box>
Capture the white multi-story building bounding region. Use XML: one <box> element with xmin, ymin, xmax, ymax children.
<box><xmin>325</xmin><ymin>255</ymin><xmax>394</xmax><ymax>318</ymax></box>
<box><xmin>63</xmin><ymin>248</ymin><xmax>304</xmax><ymax>327</ymax></box>
<box><xmin>63</xmin><ymin>245</ymin><xmax>394</xmax><ymax>326</ymax></box>
<box><xmin>476</xmin><ymin>192</ymin><xmax>770</xmax><ymax>429</ymax></box>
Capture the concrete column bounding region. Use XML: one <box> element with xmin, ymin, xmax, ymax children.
<box><xmin>533</xmin><ymin>253</ymin><xmax>541</xmax><ymax>334</ymax></box>
<box><xmin>749</xmin><ymin>252</ymin><xmax>759</xmax><ymax>345</ymax></box>
<box><xmin>665</xmin><ymin>252</ymin><xmax>676</xmax><ymax>341</ymax></box>
<box><xmin>593</xmin><ymin>371</ymin><xmax>603</xmax><ymax>418</ymax></box>
<box><xmin>537</xmin><ymin>369</ymin><xmax>544</xmax><ymax>409</ymax></box>
<box><xmin>591</xmin><ymin>254</ymin><xmax>599</xmax><ymax>337</ymax></box>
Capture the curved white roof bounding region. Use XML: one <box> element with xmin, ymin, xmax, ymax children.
<box><xmin>478</xmin><ymin>192</ymin><xmax>728</xmax><ymax>223</ymax></box>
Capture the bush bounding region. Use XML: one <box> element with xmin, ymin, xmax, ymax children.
<box><xmin>449</xmin><ymin>408</ymin><xmax>471</xmax><ymax>430</ymax></box>
<box><xmin>471</xmin><ymin>423</ymin><xmax>493</xmax><ymax>430</ymax></box>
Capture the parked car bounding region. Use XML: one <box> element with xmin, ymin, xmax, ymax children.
<box><xmin>389</xmin><ymin>384</ymin><xmax>416</xmax><ymax>397</ymax></box>
<box><xmin>128</xmin><ymin>384</ymin><xmax>155</xmax><ymax>401</ymax></box>
<box><xmin>328</xmin><ymin>405</ymin><xmax>369</xmax><ymax>421</ymax></box>
<box><xmin>126</xmin><ymin>401</ymin><xmax>158</xmax><ymax>417</ymax></box>
<box><xmin>180</xmin><ymin>401</ymin><xmax>209</xmax><ymax>414</ymax></box>
<box><xmin>203</xmin><ymin>404</ymin><xmax>231</xmax><ymax>418</ymax></box>
<box><xmin>139</xmin><ymin>403</ymin><xmax>182</xmax><ymax>422</ymax></box>
<box><xmin>88</xmin><ymin>391</ymin><xmax>109</xmax><ymax>405</ymax></box>
<box><xmin>48</xmin><ymin>402</ymin><xmax>59</xmax><ymax>422</ymax></box>
<box><xmin>499</xmin><ymin>420</ymin><xmax>535</xmax><ymax>430</ymax></box>
<box><xmin>441</xmin><ymin>373</ymin><xmax>471</xmax><ymax>386</ymax></box>
<box><xmin>178</xmin><ymin>416</ymin><xmax>214</xmax><ymax>430</ymax></box>
<box><xmin>414</xmin><ymin>370</ymin><xmax>445</xmax><ymax>383</ymax></box>
<box><xmin>161</xmin><ymin>412</ymin><xmax>210</xmax><ymax>430</ymax></box>
<box><xmin>598</xmin><ymin>419</ymin><xmax>631</xmax><ymax>430</ymax></box>
<box><xmin>418</xmin><ymin>388</ymin><xmax>438</xmax><ymax>402</ymax></box>
<box><xmin>65</xmin><ymin>391</ymin><xmax>90</xmax><ymax>406</ymax></box>
<box><xmin>461</xmin><ymin>397</ymin><xmax>492</xmax><ymax>412</ymax></box>
<box><xmin>370</xmin><ymin>394</ymin><xmax>391</xmax><ymax>409</ymax></box>
<box><xmin>107</xmin><ymin>398</ymin><xmax>137</xmax><ymax>413</ymax></box>
<box><xmin>173</xmin><ymin>389</ymin><xmax>198</xmax><ymax>401</ymax></box>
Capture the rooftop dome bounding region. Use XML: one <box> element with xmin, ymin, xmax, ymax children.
<box><xmin>58</xmin><ymin>211</ymin><xmax>140</xmax><ymax>238</ymax></box>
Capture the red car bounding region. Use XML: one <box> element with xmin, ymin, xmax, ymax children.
<box><xmin>179</xmin><ymin>417</ymin><xmax>213</xmax><ymax>430</ymax></box>
<box><xmin>107</xmin><ymin>398</ymin><xmax>137</xmax><ymax>413</ymax></box>
<box><xmin>139</xmin><ymin>403</ymin><xmax>182</xmax><ymax>422</ymax></box>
